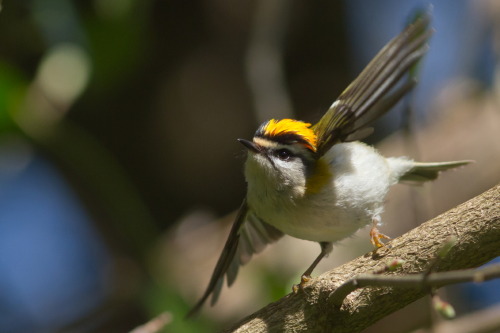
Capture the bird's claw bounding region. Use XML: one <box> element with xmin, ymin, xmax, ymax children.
<box><xmin>370</xmin><ymin>226</ymin><xmax>391</xmax><ymax>248</ymax></box>
<box><xmin>292</xmin><ymin>274</ymin><xmax>311</xmax><ymax>294</ymax></box>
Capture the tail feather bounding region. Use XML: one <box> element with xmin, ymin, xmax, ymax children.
<box><xmin>400</xmin><ymin>160</ymin><xmax>473</xmax><ymax>182</ymax></box>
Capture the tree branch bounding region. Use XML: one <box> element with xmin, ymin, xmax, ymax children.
<box><xmin>330</xmin><ymin>263</ymin><xmax>500</xmax><ymax>307</ymax></box>
<box><xmin>224</xmin><ymin>183</ymin><xmax>500</xmax><ymax>333</ymax></box>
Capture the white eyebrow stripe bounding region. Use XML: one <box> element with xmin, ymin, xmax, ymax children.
<box><xmin>253</xmin><ymin>137</ymin><xmax>279</xmax><ymax>149</ymax></box>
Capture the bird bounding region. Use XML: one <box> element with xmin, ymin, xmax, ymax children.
<box><xmin>186</xmin><ymin>14</ymin><xmax>470</xmax><ymax>317</ymax></box>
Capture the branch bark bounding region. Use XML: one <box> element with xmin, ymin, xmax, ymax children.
<box><xmin>224</xmin><ymin>183</ymin><xmax>500</xmax><ymax>333</ymax></box>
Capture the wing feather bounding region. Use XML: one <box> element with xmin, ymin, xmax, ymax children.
<box><xmin>186</xmin><ymin>199</ymin><xmax>283</xmax><ymax>317</ymax></box>
<box><xmin>313</xmin><ymin>15</ymin><xmax>431</xmax><ymax>156</ymax></box>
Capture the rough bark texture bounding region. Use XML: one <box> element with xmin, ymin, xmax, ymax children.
<box><xmin>224</xmin><ymin>184</ymin><xmax>500</xmax><ymax>333</ymax></box>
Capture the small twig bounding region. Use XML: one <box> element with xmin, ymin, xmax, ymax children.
<box><xmin>330</xmin><ymin>263</ymin><xmax>500</xmax><ymax>308</ymax></box>
<box><xmin>426</xmin><ymin>237</ymin><xmax>458</xmax><ymax>319</ymax></box>
<box><xmin>129</xmin><ymin>312</ymin><xmax>172</xmax><ymax>333</ymax></box>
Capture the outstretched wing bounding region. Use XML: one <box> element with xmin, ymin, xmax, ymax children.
<box><xmin>186</xmin><ymin>199</ymin><xmax>283</xmax><ymax>318</ymax></box>
<box><xmin>312</xmin><ymin>15</ymin><xmax>432</xmax><ymax>157</ymax></box>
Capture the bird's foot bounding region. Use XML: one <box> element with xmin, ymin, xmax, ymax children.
<box><xmin>292</xmin><ymin>274</ymin><xmax>311</xmax><ymax>294</ymax></box>
<box><xmin>370</xmin><ymin>226</ymin><xmax>391</xmax><ymax>248</ymax></box>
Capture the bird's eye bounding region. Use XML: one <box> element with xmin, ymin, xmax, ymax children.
<box><xmin>275</xmin><ymin>148</ymin><xmax>293</xmax><ymax>161</ymax></box>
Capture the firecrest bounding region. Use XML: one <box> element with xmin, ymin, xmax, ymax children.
<box><xmin>187</xmin><ymin>14</ymin><xmax>470</xmax><ymax>317</ymax></box>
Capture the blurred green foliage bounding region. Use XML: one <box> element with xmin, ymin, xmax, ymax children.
<box><xmin>0</xmin><ymin>61</ymin><xmax>26</xmax><ymax>132</ymax></box>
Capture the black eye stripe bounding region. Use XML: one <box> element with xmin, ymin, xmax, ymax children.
<box><xmin>256</xmin><ymin>132</ymin><xmax>308</xmax><ymax>146</ymax></box>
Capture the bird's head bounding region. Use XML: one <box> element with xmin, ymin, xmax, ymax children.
<box><xmin>239</xmin><ymin>119</ymin><xmax>330</xmax><ymax>196</ymax></box>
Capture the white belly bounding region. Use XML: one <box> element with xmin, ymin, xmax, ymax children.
<box><xmin>247</xmin><ymin>142</ymin><xmax>393</xmax><ymax>242</ymax></box>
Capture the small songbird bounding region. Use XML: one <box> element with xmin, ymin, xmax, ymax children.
<box><xmin>187</xmin><ymin>15</ymin><xmax>470</xmax><ymax>317</ymax></box>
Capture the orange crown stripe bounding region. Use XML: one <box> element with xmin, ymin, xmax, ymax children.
<box><xmin>262</xmin><ymin>119</ymin><xmax>318</xmax><ymax>152</ymax></box>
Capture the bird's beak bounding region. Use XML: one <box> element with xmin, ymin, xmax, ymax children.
<box><xmin>237</xmin><ymin>138</ymin><xmax>260</xmax><ymax>153</ymax></box>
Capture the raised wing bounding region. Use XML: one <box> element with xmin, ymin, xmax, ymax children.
<box><xmin>312</xmin><ymin>15</ymin><xmax>431</xmax><ymax>157</ymax></box>
<box><xmin>186</xmin><ymin>199</ymin><xmax>283</xmax><ymax>318</ymax></box>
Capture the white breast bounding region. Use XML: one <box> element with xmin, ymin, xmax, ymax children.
<box><xmin>246</xmin><ymin>142</ymin><xmax>395</xmax><ymax>243</ymax></box>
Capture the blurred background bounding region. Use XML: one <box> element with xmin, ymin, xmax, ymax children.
<box><xmin>0</xmin><ymin>0</ymin><xmax>499</xmax><ymax>332</ymax></box>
